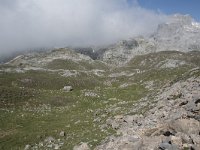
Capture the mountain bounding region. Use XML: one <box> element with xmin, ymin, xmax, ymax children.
<box><xmin>0</xmin><ymin>14</ymin><xmax>200</xmax><ymax>150</ymax></box>
<box><xmin>153</xmin><ymin>14</ymin><xmax>200</xmax><ymax>51</ymax></box>
<box><xmin>99</xmin><ymin>14</ymin><xmax>200</xmax><ymax>66</ymax></box>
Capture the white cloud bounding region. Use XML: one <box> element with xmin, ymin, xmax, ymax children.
<box><xmin>0</xmin><ymin>0</ymin><xmax>167</xmax><ymax>55</ymax></box>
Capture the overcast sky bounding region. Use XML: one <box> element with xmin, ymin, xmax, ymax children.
<box><xmin>0</xmin><ymin>0</ymin><xmax>167</xmax><ymax>56</ymax></box>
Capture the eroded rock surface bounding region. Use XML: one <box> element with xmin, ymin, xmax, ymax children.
<box><xmin>95</xmin><ymin>76</ymin><xmax>200</xmax><ymax>150</ymax></box>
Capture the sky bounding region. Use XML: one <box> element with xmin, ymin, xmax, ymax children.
<box><xmin>0</xmin><ymin>0</ymin><xmax>199</xmax><ymax>56</ymax></box>
<box><xmin>136</xmin><ymin>0</ymin><xmax>200</xmax><ymax>21</ymax></box>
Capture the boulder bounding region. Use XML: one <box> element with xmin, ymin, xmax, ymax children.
<box><xmin>171</xmin><ymin>136</ymin><xmax>182</xmax><ymax>149</ymax></box>
<box><xmin>73</xmin><ymin>143</ymin><xmax>90</xmax><ymax>150</ymax></box>
<box><xmin>159</xmin><ymin>142</ymin><xmax>178</xmax><ymax>150</ymax></box>
<box><xmin>63</xmin><ymin>86</ymin><xmax>73</xmax><ymax>92</ymax></box>
<box><xmin>185</xmin><ymin>101</ymin><xmax>200</xmax><ymax>112</ymax></box>
<box><xmin>54</xmin><ymin>144</ymin><xmax>60</xmax><ymax>150</ymax></box>
<box><xmin>169</xmin><ymin>119</ymin><xmax>200</xmax><ymax>135</ymax></box>
<box><xmin>59</xmin><ymin>131</ymin><xmax>65</xmax><ymax>137</ymax></box>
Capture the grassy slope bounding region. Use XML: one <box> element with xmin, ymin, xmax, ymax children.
<box><xmin>0</xmin><ymin>51</ymin><xmax>199</xmax><ymax>149</ymax></box>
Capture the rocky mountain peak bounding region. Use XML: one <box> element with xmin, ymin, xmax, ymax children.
<box><xmin>149</xmin><ymin>14</ymin><xmax>200</xmax><ymax>53</ymax></box>
<box><xmin>168</xmin><ymin>14</ymin><xmax>193</xmax><ymax>25</ymax></box>
<box><xmin>95</xmin><ymin>14</ymin><xmax>200</xmax><ymax>66</ymax></box>
<box><xmin>156</xmin><ymin>14</ymin><xmax>198</xmax><ymax>36</ymax></box>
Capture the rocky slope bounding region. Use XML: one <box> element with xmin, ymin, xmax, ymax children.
<box><xmin>94</xmin><ymin>69</ymin><xmax>200</xmax><ymax>150</ymax></box>
<box><xmin>6</xmin><ymin>48</ymin><xmax>91</xmax><ymax>68</ymax></box>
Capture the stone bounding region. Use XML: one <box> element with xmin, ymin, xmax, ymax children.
<box><xmin>114</xmin><ymin>115</ymin><xmax>123</xmax><ymax>120</ymax></box>
<box><xmin>185</xmin><ymin>102</ymin><xmax>199</xmax><ymax>112</ymax></box>
<box><xmin>54</xmin><ymin>144</ymin><xmax>60</xmax><ymax>150</ymax></box>
<box><xmin>194</xmin><ymin>115</ymin><xmax>200</xmax><ymax>121</ymax></box>
<box><xmin>123</xmin><ymin>115</ymin><xmax>134</xmax><ymax>124</ymax></box>
<box><xmin>106</xmin><ymin>118</ymin><xmax>113</xmax><ymax>126</ymax></box>
<box><xmin>38</xmin><ymin>142</ymin><xmax>44</xmax><ymax>147</ymax></box>
<box><xmin>118</xmin><ymin>141</ymin><xmax>142</xmax><ymax>150</ymax></box>
<box><xmin>182</xmin><ymin>143</ymin><xmax>189</xmax><ymax>149</ymax></box>
<box><xmin>24</xmin><ymin>145</ymin><xmax>31</xmax><ymax>150</ymax></box>
<box><xmin>63</xmin><ymin>86</ymin><xmax>73</xmax><ymax>92</ymax></box>
<box><xmin>59</xmin><ymin>131</ymin><xmax>65</xmax><ymax>137</ymax></box>
<box><xmin>47</xmin><ymin>144</ymin><xmax>53</xmax><ymax>148</ymax></box>
<box><xmin>190</xmin><ymin>134</ymin><xmax>200</xmax><ymax>145</ymax></box>
<box><xmin>93</xmin><ymin>117</ymin><xmax>101</xmax><ymax>122</ymax></box>
<box><xmin>44</xmin><ymin>136</ymin><xmax>55</xmax><ymax>143</ymax></box>
<box><xmin>171</xmin><ymin>136</ymin><xmax>182</xmax><ymax>148</ymax></box>
<box><xmin>73</xmin><ymin>143</ymin><xmax>90</xmax><ymax>150</ymax></box>
<box><xmin>159</xmin><ymin>142</ymin><xmax>178</xmax><ymax>150</ymax></box>
<box><xmin>176</xmin><ymin>132</ymin><xmax>193</xmax><ymax>144</ymax></box>
<box><xmin>84</xmin><ymin>91</ymin><xmax>99</xmax><ymax>97</ymax></box>
<box><xmin>169</xmin><ymin>119</ymin><xmax>200</xmax><ymax>135</ymax></box>
<box><xmin>111</xmin><ymin>121</ymin><xmax>119</xmax><ymax>129</ymax></box>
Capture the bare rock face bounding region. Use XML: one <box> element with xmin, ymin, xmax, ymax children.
<box><xmin>102</xmin><ymin>39</ymin><xmax>139</xmax><ymax>66</ymax></box>
<box><xmin>95</xmin><ymin>76</ymin><xmax>200</xmax><ymax>150</ymax></box>
<box><xmin>100</xmin><ymin>14</ymin><xmax>200</xmax><ymax>66</ymax></box>
<box><xmin>153</xmin><ymin>14</ymin><xmax>200</xmax><ymax>52</ymax></box>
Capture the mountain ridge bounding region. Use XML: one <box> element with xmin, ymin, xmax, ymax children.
<box><xmin>3</xmin><ymin>14</ymin><xmax>199</xmax><ymax>67</ymax></box>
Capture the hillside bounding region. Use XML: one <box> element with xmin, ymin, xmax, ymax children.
<box><xmin>0</xmin><ymin>14</ymin><xmax>200</xmax><ymax>150</ymax></box>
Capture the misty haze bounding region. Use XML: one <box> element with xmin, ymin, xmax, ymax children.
<box><xmin>0</xmin><ymin>0</ymin><xmax>167</xmax><ymax>57</ymax></box>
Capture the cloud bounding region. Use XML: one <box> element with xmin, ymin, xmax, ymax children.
<box><xmin>0</xmin><ymin>0</ymin><xmax>167</xmax><ymax>55</ymax></box>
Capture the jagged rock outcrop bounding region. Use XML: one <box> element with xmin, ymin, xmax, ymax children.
<box><xmin>100</xmin><ymin>14</ymin><xmax>200</xmax><ymax>66</ymax></box>
<box><xmin>101</xmin><ymin>38</ymin><xmax>156</xmax><ymax>66</ymax></box>
<box><xmin>153</xmin><ymin>14</ymin><xmax>200</xmax><ymax>52</ymax></box>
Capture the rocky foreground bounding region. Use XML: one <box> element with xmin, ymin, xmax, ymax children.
<box><xmin>74</xmin><ymin>69</ymin><xmax>200</xmax><ymax>150</ymax></box>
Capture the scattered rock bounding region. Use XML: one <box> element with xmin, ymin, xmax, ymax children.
<box><xmin>95</xmin><ymin>77</ymin><xmax>200</xmax><ymax>150</ymax></box>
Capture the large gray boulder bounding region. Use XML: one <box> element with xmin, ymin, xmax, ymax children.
<box><xmin>63</xmin><ymin>86</ymin><xmax>73</xmax><ymax>92</ymax></box>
